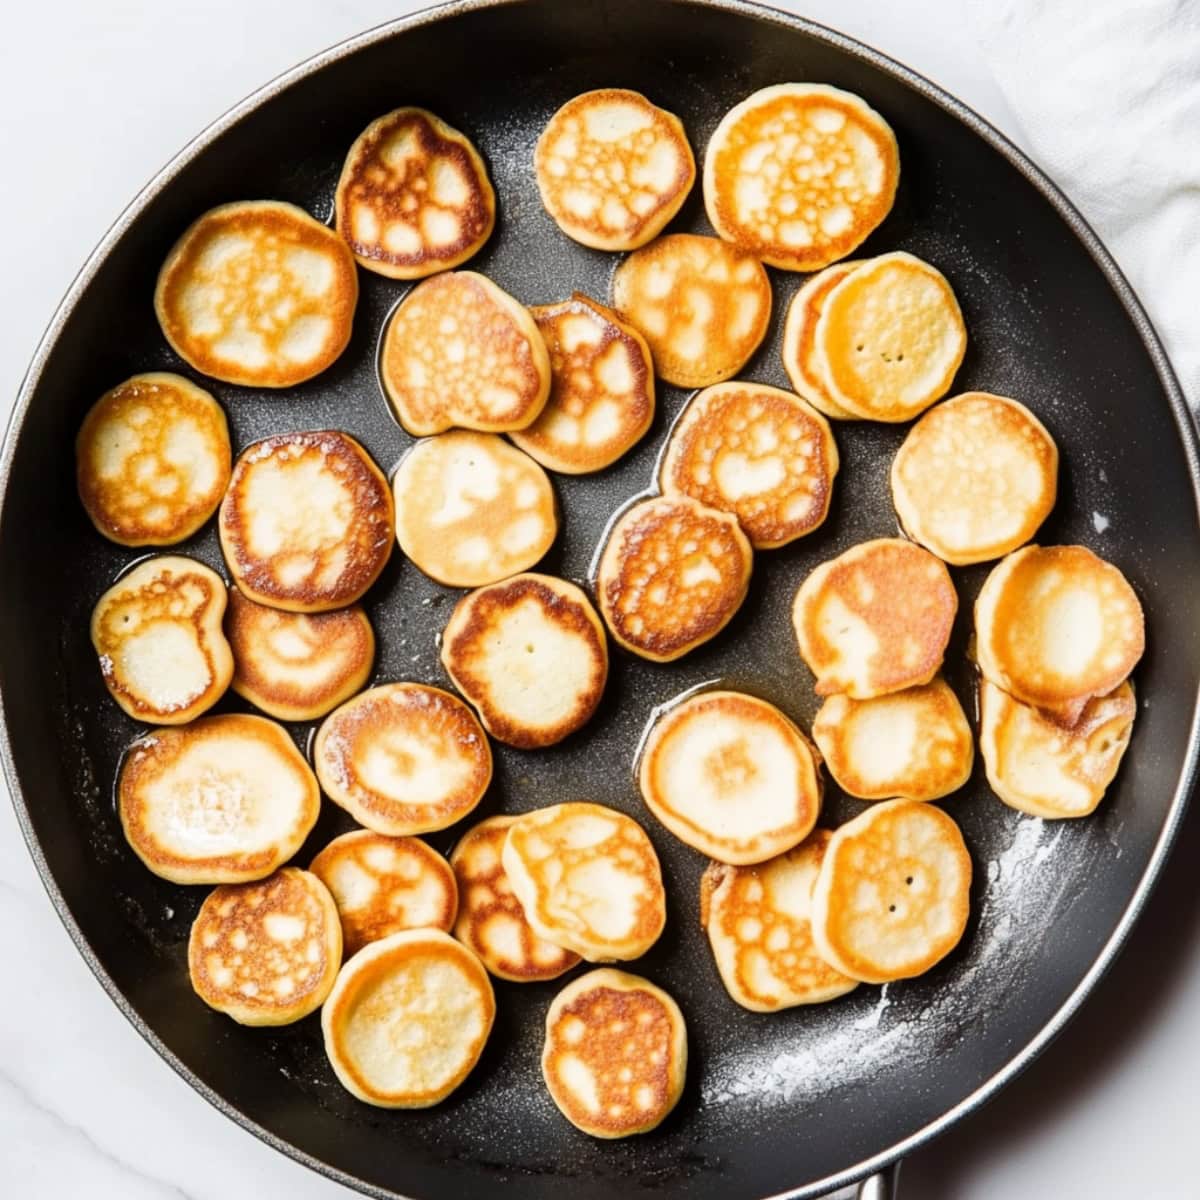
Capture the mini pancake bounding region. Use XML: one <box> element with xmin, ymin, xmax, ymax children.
<box><xmin>117</xmin><ymin>713</ymin><xmax>320</xmax><ymax>885</ymax></box>
<box><xmin>381</xmin><ymin>271</ymin><xmax>551</xmax><ymax>435</ymax></box>
<box><xmin>511</xmin><ymin>295</ymin><xmax>655</xmax><ymax>474</ymax></box>
<box><xmin>188</xmin><ymin>867</ymin><xmax>341</xmax><ymax>1026</ymax></box>
<box><xmin>440</xmin><ymin>573</ymin><xmax>608</xmax><ymax>748</ymax></box>
<box><xmin>638</xmin><ymin>690</ymin><xmax>821</xmax><ymax>865</ymax></box>
<box><xmin>76</xmin><ymin>372</ymin><xmax>231</xmax><ymax>546</ymax></box>
<box><xmin>780</xmin><ymin>262</ymin><xmax>861</xmax><ymax>420</ymax></box>
<box><xmin>322</xmin><ymin>929</ymin><xmax>495</xmax><ymax>1109</ymax></box>
<box><xmin>449</xmin><ymin>815</ymin><xmax>581</xmax><ymax>982</ymax></box>
<box><xmin>313</xmin><ymin>683</ymin><xmax>492</xmax><ymax>836</ymax></box>
<box><xmin>91</xmin><ymin>555</ymin><xmax>233</xmax><ymax>725</ymax></box>
<box><xmin>812</xmin><ymin>679</ymin><xmax>974</xmax><ymax>802</ymax></box>
<box><xmin>502</xmin><ymin>802</ymin><xmax>666</xmax><ymax>962</ymax></box>
<box><xmin>534</xmin><ymin>88</ymin><xmax>695</xmax><ymax>251</ymax></box>
<box><xmin>310</xmin><ymin>830</ymin><xmax>458</xmax><ymax>957</ymax></box>
<box><xmin>610</xmin><ymin>233</ymin><xmax>772</xmax><ymax>388</ymax></box>
<box><xmin>335</xmin><ymin>107</ymin><xmax>494</xmax><ymax>279</ymax></box>
<box><xmin>892</xmin><ymin>392</ymin><xmax>1059</xmax><ymax>565</ymax></box>
<box><xmin>979</xmin><ymin>678</ymin><xmax>1136</xmax><ymax>819</ymax></box>
<box><xmin>542</xmin><ymin>969</ymin><xmax>686</xmax><ymax>1139</ymax></box>
<box><xmin>219</xmin><ymin>430</ymin><xmax>394</xmax><ymax>614</ymax></box>
<box><xmin>154</xmin><ymin>200</ymin><xmax>357</xmax><ymax>388</ymax></box>
<box><xmin>810</xmin><ymin>799</ymin><xmax>972</xmax><ymax>984</ymax></box>
<box><xmin>700</xmin><ymin>831</ymin><xmax>859</xmax><ymax>1010</ymax></box>
<box><xmin>658</xmin><ymin>381</ymin><xmax>839</xmax><ymax>549</ymax></box>
<box><xmin>793</xmin><ymin>538</ymin><xmax>957</xmax><ymax>698</ymax></box>
<box><xmin>597</xmin><ymin>495</ymin><xmax>753</xmax><ymax>662</ymax></box>
<box><xmin>393</xmin><ymin>431</ymin><xmax>557</xmax><ymax>587</ymax></box>
<box><xmin>703</xmin><ymin>83</ymin><xmax>899</xmax><ymax>272</ymax></box>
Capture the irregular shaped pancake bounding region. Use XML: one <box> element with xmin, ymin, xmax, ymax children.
<box><xmin>314</xmin><ymin>683</ymin><xmax>492</xmax><ymax>836</ymax></box>
<box><xmin>381</xmin><ymin>271</ymin><xmax>551</xmax><ymax>435</ymax></box>
<box><xmin>91</xmin><ymin>556</ymin><xmax>233</xmax><ymax>724</ymax></box>
<box><xmin>322</xmin><ymin>929</ymin><xmax>494</xmax><ymax>1108</ymax></box>
<box><xmin>76</xmin><ymin>373</ymin><xmax>231</xmax><ymax>546</ymax></box>
<box><xmin>793</xmin><ymin>538</ymin><xmax>957</xmax><ymax>698</ymax></box>
<box><xmin>611</xmin><ymin>234</ymin><xmax>772</xmax><ymax>388</ymax></box>
<box><xmin>639</xmin><ymin>690</ymin><xmax>821</xmax><ymax>864</ymax></box>
<box><xmin>117</xmin><ymin>713</ymin><xmax>320</xmax><ymax>885</ymax></box>
<box><xmin>188</xmin><ymin>867</ymin><xmax>341</xmax><ymax>1026</ymax></box>
<box><xmin>542</xmin><ymin>969</ymin><xmax>686</xmax><ymax>1138</ymax></box>
<box><xmin>335</xmin><ymin>107</ymin><xmax>494</xmax><ymax>279</ymax></box>
<box><xmin>219</xmin><ymin>430</ymin><xmax>394</xmax><ymax>613</ymax></box>
<box><xmin>534</xmin><ymin>88</ymin><xmax>695</xmax><ymax>251</ymax></box>
<box><xmin>440</xmin><ymin>574</ymin><xmax>608</xmax><ymax>748</ymax></box>
<box><xmin>597</xmin><ymin>495</ymin><xmax>753</xmax><ymax>662</ymax></box>
<box><xmin>704</xmin><ymin>83</ymin><xmax>899</xmax><ymax>272</ymax></box>
<box><xmin>659</xmin><ymin>382</ymin><xmax>839</xmax><ymax>548</ymax></box>
<box><xmin>781</xmin><ymin>262</ymin><xmax>861</xmax><ymax>420</ymax></box>
<box><xmin>393</xmin><ymin>432</ymin><xmax>557</xmax><ymax>587</ymax></box>
<box><xmin>502</xmin><ymin>802</ymin><xmax>666</xmax><ymax>961</ymax></box>
<box><xmin>810</xmin><ymin>799</ymin><xmax>972</xmax><ymax>984</ymax></box>
<box><xmin>154</xmin><ymin>200</ymin><xmax>357</xmax><ymax>387</ymax></box>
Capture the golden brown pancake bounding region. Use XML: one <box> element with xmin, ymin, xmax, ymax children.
<box><xmin>780</xmin><ymin>262</ymin><xmax>861</xmax><ymax>420</ymax></box>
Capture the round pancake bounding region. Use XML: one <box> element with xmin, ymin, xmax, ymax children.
<box><xmin>812</xmin><ymin>678</ymin><xmax>974</xmax><ymax>802</ymax></box>
<box><xmin>638</xmin><ymin>690</ymin><xmax>822</xmax><ymax>865</ymax></box>
<box><xmin>440</xmin><ymin>573</ymin><xmax>608</xmax><ymax>748</ymax></box>
<box><xmin>76</xmin><ymin>372</ymin><xmax>231</xmax><ymax>546</ymax></box>
<box><xmin>700</xmin><ymin>831</ymin><xmax>859</xmax><ymax>1010</ymax></box>
<box><xmin>322</xmin><ymin>929</ymin><xmax>495</xmax><ymax>1108</ymax></box>
<box><xmin>793</xmin><ymin>538</ymin><xmax>957</xmax><ymax>698</ymax></box>
<box><xmin>117</xmin><ymin>713</ymin><xmax>320</xmax><ymax>885</ymax></box>
<box><xmin>610</xmin><ymin>233</ymin><xmax>772</xmax><ymax>388</ymax></box>
<box><xmin>658</xmin><ymin>381</ymin><xmax>839</xmax><ymax>549</ymax></box>
<box><xmin>393</xmin><ymin>431</ymin><xmax>557</xmax><ymax>587</ymax></box>
<box><xmin>335</xmin><ymin>107</ymin><xmax>494</xmax><ymax>279</ymax></box>
<box><xmin>449</xmin><ymin>815</ymin><xmax>581</xmax><ymax>982</ymax></box>
<box><xmin>188</xmin><ymin>867</ymin><xmax>342</xmax><ymax>1026</ymax></box>
<box><xmin>502</xmin><ymin>802</ymin><xmax>666</xmax><ymax>962</ymax></box>
<box><xmin>542</xmin><ymin>969</ymin><xmax>686</xmax><ymax>1138</ymax></box>
<box><xmin>780</xmin><ymin>262</ymin><xmax>861</xmax><ymax>420</ymax></box>
<box><xmin>91</xmin><ymin>555</ymin><xmax>233</xmax><ymax>725</ymax></box>
<box><xmin>313</xmin><ymin>683</ymin><xmax>492</xmax><ymax>836</ymax></box>
<box><xmin>380</xmin><ymin>271</ymin><xmax>551</xmax><ymax>435</ymax></box>
<box><xmin>219</xmin><ymin>430</ymin><xmax>394</xmax><ymax>614</ymax></box>
<box><xmin>810</xmin><ymin>799</ymin><xmax>972</xmax><ymax>984</ymax></box>
<box><xmin>310</xmin><ymin>829</ymin><xmax>458</xmax><ymax>958</ymax></box>
<box><xmin>511</xmin><ymin>295</ymin><xmax>655</xmax><ymax>474</ymax></box>
<box><xmin>534</xmin><ymin>88</ymin><xmax>695</xmax><ymax>251</ymax></box>
<box><xmin>892</xmin><ymin>392</ymin><xmax>1059</xmax><ymax>565</ymax></box>
<box><xmin>703</xmin><ymin>83</ymin><xmax>899</xmax><ymax>272</ymax></box>
<box><xmin>596</xmin><ymin>495</ymin><xmax>753</xmax><ymax>662</ymax></box>
<box><xmin>154</xmin><ymin>200</ymin><xmax>357</xmax><ymax>388</ymax></box>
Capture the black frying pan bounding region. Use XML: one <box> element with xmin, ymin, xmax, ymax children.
<box><xmin>3</xmin><ymin>2</ymin><xmax>1198</xmax><ymax>1197</ymax></box>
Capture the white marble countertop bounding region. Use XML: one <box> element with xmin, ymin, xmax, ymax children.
<box><xmin>1</xmin><ymin>2</ymin><xmax>1197</xmax><ymax>1197</ymax></box>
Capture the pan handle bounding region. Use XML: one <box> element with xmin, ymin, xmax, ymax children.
<box><xmin>855</xmin><ymin>1161</ymin><xmax>901</xmax><ymax>1199</ymax></box>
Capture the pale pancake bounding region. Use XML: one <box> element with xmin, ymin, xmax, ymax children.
<box><xmin>780</xmin><ymin>262</ymin><xmax>861</xmax><ymax>420</ymax></box>
<box><xmin>440</xmin><ymin>573</ymin><xmax>608</xmax><ymax>748</ymax></box>
<box><xmin>322</xmin><ymin>929</ymin><xmax>495</xmax><ymax>1108</ymax></box>
<box><xmin>502</xmin><ymin>802</ymin><xmax>666</xmax><ymax>962</ymax></box>
<box><xmin>219</xmin><ymin>430</ymin><xmax>394</xmax><ymax>613</ymax></box>
<box><xmin>117</xmin><ymin>713</ymin><xmax>320</xmax><ymax>885</ymax></box>
<box><xmin>154</xmin><ymin>200</ymin><xmax>357</xmax><ymax>387</ymax></box>
<box><xmin>793</xmin><ymin>538</ymin><xmax>957</xmax><ymax>698</ymax></box>
<box><xmin>91</xmin><ymin>556</ymin><xmax>232</xmax><ymax>725</ymax></box>
<box><xmin>638</xmin><ymin>690</ymin><xmax>822</xmax><ymax>865</ymax></box>
<box><xmin>542</xmin><ymin>969</ymin><xmax>686</xmax><ymax>1138</ymax></box>
<box><xmin>188</xmin><ymin>868</ymin><xmax>341</xmax><ymax>1026</ymax></box>
<box><xmin>381</xmin><ymin>271</ymin><xmax>551</xmax><ymax>435</ymax></box>
<box><xmin>534</xmin><ymin>88</ymin><xmax>695</xmax><ymax>251</ymax></box>
<box><xmin>597</xmin><ymin>495</ymin><xmax>753</xmax><ymax>662</ymax></box>
<box><xmin>703</xmin><ymin>83</ymin><xmax>899</xmax><ymax>272</ymax></box>
<box><xmin>610</xmin><ymin>233</ymin><xmax>772</xmax><ymax>388</ymax></box>
<box><xmin>314</xmin><ymin>683</ymin><xmax>492</xmax><ymax>836</ymax></box>
<box><xmin>76</xmin><ymin>373</ymin><xmax>231</xmax><ymax>546</ymax></box>
<box><xmin>810</xmin><ymin>799</ymin><xmax>972</xmax><ymax>984</ymax></box>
